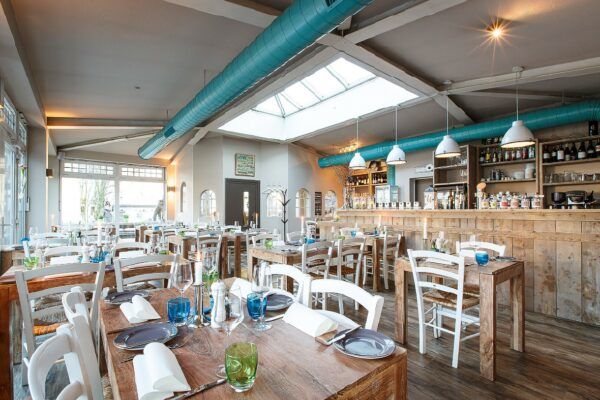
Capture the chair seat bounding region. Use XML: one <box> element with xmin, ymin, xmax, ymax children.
<box><xmin>450</xmin><ymin>283</ymin><xmax>480</xmax><ymax>297</ymax></box>
<box><xmin>33</xmin><ymin>322</ymin><xmax>63</xmax><ymax>336</ymax></box>
<box><xmin>328</xmin><ymin>265</ymin><xmax>358</xmax><ymax>276</ymax></box>
<box><xmin>423</xmin><ymin>290</ymin><xmax>479</xmax><ymax>310</ymax></box>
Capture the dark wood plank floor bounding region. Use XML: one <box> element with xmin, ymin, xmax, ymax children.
<box><xmin>13</xmin><ymin>285</ymin><xmax>600</xmax><ymax>399</ymax></box>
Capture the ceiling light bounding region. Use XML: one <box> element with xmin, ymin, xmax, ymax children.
<box><xmin>501</xmin><ymin>67</ymin><xmax>535</xmax><ymax>148</ymax></box>
<box><xmin>486</xmin><ymin>20</ymin><xmax>507</xmax><ymax>41</ymax></box>
<box><xmin>349</xmin><ymin>118</ymin><xmax>366</xmax><ymax>170</ymax></box>
<box><xmin>435</xmin><ymin>96</ymin><xmax>461</xmax><ymax>158</ymax></box>
<box><xmin>386</xmin><ymin>106</ymin><xmax>406</xmax><ymax>165</ymax></box>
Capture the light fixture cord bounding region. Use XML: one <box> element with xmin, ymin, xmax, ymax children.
<box><xmin>395</xmin><ymin>106</ymin><xmax>398</xmax><ymax>144</ymax></box>
<box><xmin>446</xmin><ymin>95</ymin><xmax>449</xmax><ymax>135</ymax></box>
<box><xmin>355</xmin><ymin>118</ymin><xmax>359</xmax><ymax>149</ymax></box>
<box><xmin>515</xmin><ymin>70</ymin><xmax>520</xmax><ymax>120</ymax></box>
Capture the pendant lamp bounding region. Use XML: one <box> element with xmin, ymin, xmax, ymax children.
<box><xmin>435</xmin><ymin>96</ymin><xmax>461</xmax><ymax>158</ymax></box>
<box><xmin>386</xmin><ymin>106</ymin><xmax>406</xmax><ymax>165</ymax></box>
<box><xmin>349</xmin><ymin>118</ymin><xmax>366</xmax><ymax>170</ymax></box>
<box><xmin>501</xmin><ymin>67</ymin><xmax>535</xmax><ymax>148</ymax></box>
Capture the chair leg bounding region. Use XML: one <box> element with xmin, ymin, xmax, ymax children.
<box><xmin>432</xmin><ymin>306</ymin><xmax>439</xmax><ymax>339</ymax></box>
<box><xmin>436</xmin><ymin>305</ymin><xmax>443</xmax><ymax>338</ymax></box>
<box><xmin>383</xmin><ymin>260</ymin><xmax>389</xmax><ymax>290</ymax></box>
<box><xmin>338</xmin><ymin>295</ymin><xmax>344</xmax><ymax>315</ymax></box>
<box><xmin>418</xmin><ymin>311</ymin><xmax>426</xmax><ymax>355</ymax></box>
<box><xmin>451</xmin><ymin>317</ymin><xmax>462</xmax><ymax>368</ymax></box>
<box><xmin>362</xmin><ymin>257</ymin><xmax>368</xmax><ymax>285</ymax></box>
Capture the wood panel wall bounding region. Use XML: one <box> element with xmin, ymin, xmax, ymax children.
<box><xmin>322</xmin><ymin>210</ymin><xmax>600</xmax><ymax>326</ymax></box>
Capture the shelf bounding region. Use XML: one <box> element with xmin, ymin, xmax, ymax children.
<box><xmin>541</xmin><ymin>135</ymin><xmax>597</xmax><ymax>146</ymax></box>
<box><xmin>434</xmin><ymin>164</ymin><xmax>467</xmax><ymax>170</ymax></box>
<box><xmin>476</xmin><ymin>142</ymin><xmax>504</xmax><ymax>148</ymax></box>
<box><xmin>542</xmin><ymin>158</ymin><xmax>600</xmax><ymax>167</ymax></box>
<box><xmin>543</xmin><ymin>181</ymin><xmax>600</xmax><ymax>187</ymax></box>
<box><xmin>433</xmin><ymin>181</ymin><xmax>468</xmax><ymax>187</ymax></box>
<box><xmin>373</xmin><ymin>183</ymin><xmax>389</xmax><ymax>186</ymax></box>
<box><xmin>346</xmin><ymin>184</ymin><xmax>370</xmax><ymax>188</ymax></box>
<box><xmin>481</xmin><ymin>179</ymin><xmax>536</xmax><ymax>184</ymax></box>
<box><xmin>480</xmin><ymin>159</ymin><xmax>536</xmax><ymax>167</ymax></box>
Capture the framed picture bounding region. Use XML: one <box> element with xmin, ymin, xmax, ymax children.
<box><xmin>235</xmin><ymin>153</ymin><xmax>255</xmax><ymax>177</ymax></box>
<box><xmin>314</xmin><ymin>191</ymin><xmax>322</xmax><ymax>216</ymax></box>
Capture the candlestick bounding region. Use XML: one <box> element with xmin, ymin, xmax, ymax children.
<box><xmin>423</xmin><ymin>218</ymin><xmax>428</xmax><ymax>240</ymax></box>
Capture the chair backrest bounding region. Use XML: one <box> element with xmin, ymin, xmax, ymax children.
<box><xmin>195</xmin><ymin>234</ymin><xmax>222</xmax><ymax>267</ymax></box>
<box><xmin>309</xmin><ymin>279</ymin><xmax>384</xmax><ymax>330</ymax></box>
<box><xmin>113</xmin><ymin>254</ymin><xmax>181</xmax><ymax>291</ymax></box>
<box><xmin>339</xmin><ymin>227</ymin><xmax>361</xmax><ymax>237</ymax></box>
<box><xmin>455</xmin><ymin>241</ymin><xmax>506</xmax><ymax>258</ymax></box>
<box><xmin>286</xmin><ymin>231</ymin><xmax>304</xmax><ymax>243</ymax></box>
<box><xmin>300</xmin><ymin>241</ymin><xmax>333</xmax><ymax>275</ymax></box>
<box><xmin>269</xmin><ymin>264</ymin><xmax>312</xmax><ymax>306</ymax></box>
<box><xmin>28</xmin><ymin>313</ymin><xmax>103</xmax><ymax>400</ymax></box>
<box><xmin>44</xmin><ymin>245</ymin><xmax>84</xmax><ymax>261</ymax></box>
<box><xmin>335</xmin><ymin>238</ymin><xmax>365</xmax><ymax>277</ymax></box>
<box><xmin>251</xmin><ymin>233</ymin><xmax>280</xmax><ymax>247</ymax></box>
<box><xmin>62</xmin><ymin>287</ymin><xmax>91</xmax><ymax>327</ymax></box>
<box><xmin>15</xmin><ymin>263</ymin><xmax>105</xmax><ymax>363</ymax></box>
<box><xmin>46</xmin><ymin>238</ymin><xmax>71</xmax><ymax>247</ymax></box>
<box><xmin>113</xmin><ymin>241</ymin><xmax>150</xmax><ymax>256</ymax></box>
<box><xmin>407</xmin><ymin>249</ymin><xmax>466</xmax><ymax>314</ymax></box>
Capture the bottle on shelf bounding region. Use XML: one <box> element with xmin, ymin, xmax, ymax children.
<box><xmin>485</xmin><ymin>147</ymin><xmax>491</xmax><ymax>163</ymax></box>
<box><xmin>564</xmin><ymin>143</ymin><xmax>572</xmax><ymax>161</ymax></box>
<box><xmin>542</xmin><ymin>146</ymin><xmax>550</xmax><ymax>163</ymax></box>
<box><xmin>589</xmin><ymin>121</ymin><xmax>598</xmax><ymax>136</ymax></box>
<box><xmin>551</xmin><ymin>146</ymin><xmax>557</xmax><ymax>162</ymax></box>
<box><xmin>528</xmin><ymin>145</ymin><xmax>535</xmax><ymax>160</ymax></box>
<box><xmin>556</xmin><ymin>144</ymin><xmax>565</xmax><ymax>162</ymax></box>
<box><xmin>595</xmin><ymin>139</ymin><xmax>600</xmax><ymax>156</ymax></box>
<box><xmin>586</xmin><ymin>140</ymin><xmax>596</xmax><ymax>158</ymax></box>
<box><xmin>577</xmin><ymin>142</ymin><xmax>586</xmax><ymax>159</ymax></box>
<box><xmin>492</xmin><ymin>149</ymin><xmax>498</xmax><ymax>163</ymax></box>
<box><xmin>479</xmin><ymin>149</ymin><xmax>485</xmax><ymax>163</ymax></box>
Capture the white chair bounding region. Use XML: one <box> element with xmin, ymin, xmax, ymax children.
<box><xmin>113</xmin><ymin>254</ymin><xmax>181</xmax><ymax>292</ymax></box>
<box><xmin>299</xmin><ymin>241</ymin><xmax>333</xmax><ymax>277</ymax></box>
<box><xmin>363</xmin><ymin>234</ymin><xmax>403</xmax><ymax>290</ymax></box>
<box><xmin>15</xmin><ymin>263</ymin><xmax>105</xmax><ymax>385</ymax></box>
<box><xmin>269</xmin><ymin>264</ymin><xmax>312</xmax><ymax>306</ymax></box>
<box><xmin>305</xmin><ymin>220</ymin><xmax>318</xmax><ymax>239</ymax></box>
<box><xmin>309</xmin><ymin>279</ymin><xmax>384</xmax><ymax>331</ymax></box>
<box><xmin>32</xmin><ymin>232</ymin><xmax>68</xmax><ymax>240</ymax></box>
<box><xmin>251</xmin><ymin>233</ymin><xmax>280</xmax><ymax>247</ymax></box>
<box><xmin>44</xmin><ymin>245</ymin><xmax>84</xmax><ymax>262</ymax></box>
<box><xmin>455</xmin><ymin>240</ymin><xmax>506</xmax><ymax>258</ymax></box>
<box><xmin>112</xmin><ymin>241</ymin><xmax>150</xmax><ymax>257</ymax></box>
<box><xmin>408</xmin><ymin>250</ymin><xmax>480</xmax><ymax>368</ymax></box>
<box><xmin>286</xmin><ymin>231</ymin><xmax>304</xmax><ymax>243</ymax></box>
<box><xmin>332</xmin><ymin>238</ymin><xmax>365</xmax><ymax>312</ymax></box>
<box><xmin>28</xmin><ymin>313</ymin><xmax>103</xmax><ymax>400</ymax></box>
<box><xmin>195</xmin><ymin>233</ymin><xmax>222</xmax><ymax>270</ymax></box>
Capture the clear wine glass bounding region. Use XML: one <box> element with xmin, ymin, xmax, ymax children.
<box><xmin>214</xmin><ymin>286</ymin><xmax>244</xmax><ymax>378</ymax></box>
<box><xmin>28</xmin><ymin>226</ymin><xmax>38</xmax><ymax>239</ymax></box>
<box><xmin>251</xmin><ymin>262</ymin><xmax>272</xmax><ymax>331</ymax></box>
<box><xmin>172</xmin><ymin>260</ymin><xmax>194</xmax><ymax>298</ymax></box>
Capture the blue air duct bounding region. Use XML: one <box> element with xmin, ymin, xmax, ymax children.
<box><xmin>318</xmin><ymin>100</ymin><xmax>600</xmax><ymax>167</ymax></box>
<box><xmin>138</xmin><ymin>0</ymin><xmax>373</xmax><ymax>159</ymax></box>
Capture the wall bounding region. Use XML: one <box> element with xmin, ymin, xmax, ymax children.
<box><xmin>172</xmin><ymin>145</ymin><xmax>194</xmax><ymax>224</ymax></box>
<box><xmin>47</xmin><ymin>155</ymin><xmax>59</xmax><ymax>227</ymax></box>
<box><xmin>193</xmin><ymin>136</ymin><xmax>223</xmax><ymax>222</ymax></box>
<box><xmin>26</xmin><ymin>127</ymin><xmax>47</xmax><ymax>230</ymax></box>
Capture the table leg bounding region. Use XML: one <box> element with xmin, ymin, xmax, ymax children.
<box><xmin>395</xmin><ymin>353</ymin><xmax>408</xmax><ymax>400</ymax></box>
<box><xmin>479</xmin><ymin>273</ymin><xmax>497</xmax><ymax>381</ymax></box>
<box><xmin>373</xmin><ymin>239</ymin><xmax>381</xmax><ymax>292</ymax></box>
<box><xmin>511</xmin><ymin>264</ymin><xmax>525</xmax><ymax>352</ymax></box>
<box><xmin>248</xmin><ymin>255</ymin><xmax>256</xmax><ymax>284</ymax></box>
<box><xmin>0</xmin><ymin>286</ymin><xmax>13</xmax><ymax>398</ymax></box>
<box><xmin>182</xmin><ymin>238</ymin><xmax>191</xmax><ymax>260</ymax></box>
<box><xmin>394</xmin><ymin>269</ymin><xmax>407</xmax><ymax>344</ymax></box>
<box><xmin>234</xmin><ymin>236</ymin><xmax>242</xmax><ymax>278</ymax></box>
<box><xmin>220</xmin><ymin>240</ymin><xmax>229</xmax><ymax>279</ymax></box>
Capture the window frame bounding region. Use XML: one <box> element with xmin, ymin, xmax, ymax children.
<box><xmin>295</xmin><ymin>188</ymin><xmax>311</xmax><ymax>218</ymax></box>
<box><xmin>200</xmin><ymin>189</ymin><xmax>217</xmax><ymax>217</ymax></box>
<box><xmin>266</xmin><ymin>190</ymin><xmax>284</xmax><ymax>218</ymax></box>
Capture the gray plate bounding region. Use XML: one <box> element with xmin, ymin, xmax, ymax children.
<box><xmin>105</xmin><ymin>290</ymin><xmax>150</xmax><ymax>305</ymax></box>
<box><xmin>333</xmin><ymin>328</ymin><xmax>395</xmax><ymax>359</ymax></box>
<box><xmin>266</xmin><ymin>293</ymin><xmax>294</xmax><ymax>311</ymax></box>
<box><xmin>113</xmin><ymin>322</ymin><xmax>178</xmax><ymax>350</ymax></box>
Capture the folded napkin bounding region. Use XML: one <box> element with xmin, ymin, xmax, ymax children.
<box><xmin>120</xmin><ymin>295</ymin><xmax>161</xmax><ymax>324</ymax></box>
<box><xmin>283</xmin><ymin>303</ymin><xmax>338</xmax><ymax>338</ymax></box>
<box><xmin>273</xmin><ymin>240</ymin><xmax>286</xmax><ymax>247</ymax></box>
<box><xmin>49</xmin><ymin>255</ymin><xmax>80</xmax><ymax>265</ymax></box>
<box><xmin>230</xmin><ymin>278</ymin><xmax>252</xmax><ymax>299</ymax></box>
<box><xmin>133</xmin><ymin>342</ymin><xmax>190</xmax><ymax>400</ymax></box>
<box><xmin>119</xmin><ymin>250</ymin><xmax>145</xmax><ymax>259</ymax></box>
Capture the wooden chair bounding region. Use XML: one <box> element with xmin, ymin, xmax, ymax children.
<box><xmin>309</xmin><ymin>279</ymin><xmax>384</xmax><ymax>331</ymax></box>
<box><xmin>299</xmin><ymin>241</ymin><xmax>334</xmax><ymax>277</ymax></box>
<box><xmin>286</xmin><ymin>231</ymin><xmax>305</xmax><ymax>243</ymax></box>
<box><xmin>195</xmin><ymin>233</ymin><xmax>222</xmax><ymax>270</ymax></box>
<box><xmin>112</xmin><ymin>241</ymin><xmax>150</xmax><ymax>257</ymax></box>
<box><xmin>363</xmin><ymin>234</ymin><xmax>403</xmax><ymax>290</ymax></box>
<box><xmin>408</xmin><ymin>250</ymin><xmax>480</xmax><ymax>368</ymax></box>
<box><xmin>43</xmin><ymin>245</ymin><xmax>84</xmax><ymax>262</ymax></box>
<box><xmin>251</xmin><ymin>233</ymin><xmax>280</xmax><ymax>247</ymax></box>
<box><xmin>269</xmin><ymin>264</ymin><xmax>312</xmax><ymax>306</ymax></box>
<box><xmin>15</xmin><ymin>263</ymin><xmax>105</xmax><ymax>385</ymax></box>
<box><xmin>28</xmin><ymin>313</ymin><xmax>103</xmax><ymax>400</ymax></box>
<box><xmin>113</xmin><ymin>254</ymin><xmax>181</xmax><ymax>292</ymax></box>
<box><xmin>332</xmin><ymin>238</ymin><xmax>365</xmax><ymax>312</ymax></box>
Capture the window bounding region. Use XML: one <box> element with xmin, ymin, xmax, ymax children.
<box><xmin>61</xmin><ymin>178</ymin><xmax>116</xmax><ymax>224</ymax></box>
<box><xmin>2</xmin><ymin>95</ymin><xmax>17</xmax><ymax>133</ymax></box>
<box><xmin>119</xmin><ymin>181</ymin><xmax>164</xmax><ymax>222</ymax></box>
<box><xmin>266</xmin><ymin>190</ymin><xmax>284</xmax><ymax>217</ymax></box>
<box><xmin>200</xmin><ymin>190</ymin><xmax>216</xmax><ymax>217</ymax></box>
<box><xmin>64</xmin><ymin>161</ymin><xmax>114</xmax><ymax>176</ymax></box>
<box><xmin>295</xmin><ymin>188</ymin><xmax>311</xmax><ymax>218</ymax></box>
<box><xmin>17</xmin><ymin>115</ymin><xmax>27</xmax><ymax>145</ymax></box>
<box><xmin>324</xmin><ymin>190</ymin><xmax>337</xmax><ymax>215</ymax></box>
<box><xmin>121</xmin><ymin>165</ymin><xmax>163</xmax><ymax>179</ymax></box>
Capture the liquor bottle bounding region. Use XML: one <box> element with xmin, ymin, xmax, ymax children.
<box><xmin>564</xmin><ymin>143</ymin><xmax>572</xmax><ymax>161</ymax></box>
<box><xmin>492</xmin><ymin>149</ymin><xmax>498</xmax><ymax>163</ymax></box>
<box><xmin>577</xmin><ymin>142</ymin><xmax>586</xmax><ymax>159</ymax></box>
<box><xmin>479</xmin><ymin>149</ymin><xmax>485</xmax><ymax>163</ymax></box>
<box><xmin>485</xmin><ymin>147</ymin><xmax>491</xmax><ymax>163</ymax></box>
<box><xmin>504</xmin><ymin>148</ymin><xmax>511</xmax><ymax>162</ymax></box>
<box><xmin>570</xmin><ymin>143</ymin><xmax>577</xmax><ymax>159</ymax></box>
<box><xmin>589</xmin><ymin>121</ymin><xmax>598</xmax><ymax>136</ymax></box>
<box><xmin>515</xmin><ymin>148</ymin><xmax>522</xmax><ymax>160</ymax></box>
<box><xmin>528</xmin><ymin>145</ymin><xmax>535</xmax><ymax>160</ymax></box>
<box><xmin>542</xmin><ymin>146</ymin><xmax>550</xmax><ymax>163</ymax></box>
<box><xmin>595</xmin><ymin>140</ymin><xmax>600</xmax><ymax>156</ymax></box>
<box><xmin>498</xmin><ymin>148</ymin><xmax>504</xmax><ymax>162</ymax></box>
<box><xmin>556</xmin><ymin>144</ymin><xmax>565</xmax><ymax>162</ymax></box>
<box><xmin>587</xmin><ymin>140</ymin><xmax>596</xmax><ymax>158</ymax></box>
<box><xmin>551</xmin><ymin>146</ymin><xmax>557</xmax><ymax>162</ymax></box>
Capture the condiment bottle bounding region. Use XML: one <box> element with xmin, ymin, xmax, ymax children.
<box><xmin>210</xmin><ymin>280</ymin><xmax>227</xmax><ymax>329</ymax></box>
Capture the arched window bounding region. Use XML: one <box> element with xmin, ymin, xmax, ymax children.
<box><xmin>200</xmin><ymin>190</ymin><xmax>216</xmax><ymax>217</ymax></box>
<box><xmin>324</xmin><ymin>190</ymin><xmax>337</xmax><ymax>215</ymax></box>
<box><xmin>266</xmin><ymin>191</ymin><xmax>284</xmax><ymax>217</ymax></box>
<box><xmin>295</xmin><ymin>188</ymin><xmax>311</xmax><ymax>218</ymax></box>
<box><xmin>179</xmin><ymin>182</ymin><xmax>187</xmax><ymax>213</ymax></box>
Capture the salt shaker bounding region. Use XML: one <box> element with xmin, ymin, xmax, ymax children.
<box><xmin>210</xmin><ymin>280</ymin><xmax>227</xmax><ymax>329</ymax></box>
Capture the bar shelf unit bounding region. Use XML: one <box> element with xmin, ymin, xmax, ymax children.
<box><xmin>345</xmin><ymin>161</ymin><xmax>389</xmax><ymax>196</ymax></box>
<box><xmin>432</xmin><ymin>145</ymin><xmax>476</xmax><ymax>208</ymax></box>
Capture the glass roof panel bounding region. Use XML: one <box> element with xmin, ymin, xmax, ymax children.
<box><xmin>276</xmin><ymin>94</ymin><xmax>299</xmax><ymax>116</ymax></box>
<box><xmin>327</xmin><ymin>58</ymin><xmax>375</xmax><ymax>87</ymax></box>
<box><xmin>302</xmin><ymin>68</ymin><xmax>345</xmax><ymax>99</ymax></box>
<box><xmin>254</xmin><ymin>96</ymin><xmax>281</xmax><ymax>116</ymax></box>
<box><xmin>280</xmin><ymin>82</ymin><xmax>320</xmax><ymax>109</ymax></box>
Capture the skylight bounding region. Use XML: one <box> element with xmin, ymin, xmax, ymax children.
<box><xmin>219</xmin><ymin>55</ymin><xmax>420</xmax><ymax>141</ymax></box>
<box><xmin>253</xmin><ymin>57</ymin><xmax>376</xmax><ymax>117</ymax></box>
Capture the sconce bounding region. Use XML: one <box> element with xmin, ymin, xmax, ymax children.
<box><xmin>46</xmin><ymin>168</ymin><xmax>54</xmax><ymax>178</ymax></box>
<box><xmin>167</xmin><ymin>186</ymin><xmax>176</xmax><ymax>193</ymax></box>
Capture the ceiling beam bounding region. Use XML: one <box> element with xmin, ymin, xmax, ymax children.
<box><xmin>445</xmin><ymin>57</ymin><xmax>600</xmax><ymax>94</ymax></box>
<box><xmin>163</xmin><ymin>0</ymin><xmax>277</xmax><ymax>28</ymax></box>
<box><xmin>57</xmin><ymin>130</ymin><xmax>158</xmax><ymax>151</ymax></box>
<box><xmin>455</xmin><ymin>89</ymin><xmax>584</xmax><ymax>102</ymax></box>
<box><xmin>47</xmin><ymin>117</ymin><xmax>168</xmax><ymax>129</ymax></box>
<box><xmin>346</xmin><ymin>0</ymin><xmax>466</xmax><ymax>44</ymax></box>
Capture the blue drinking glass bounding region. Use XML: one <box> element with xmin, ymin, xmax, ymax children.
<box><xmin>246</xmin><ymin>293</ymin><xmax>267</xmax><ymax>321</ymax></box>
<box><xmin>475</xmin><ymin>250</ymin><xmax>489</xmax><ymax>266</ymax></box>
<box><xmin>351</xmin><ymin>230</ymin><xmax>356</xmax><ymax>238</ymax></box>
<box><xmin>167</xmin><ymin>297</ymin><xmax>191</xmax><ymax>326</ymax></box>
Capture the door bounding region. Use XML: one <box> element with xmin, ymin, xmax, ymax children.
<box><xmin>225</xmin><ymin>179</ymin><xmax>260</xmax><ymax>228</ymax></box>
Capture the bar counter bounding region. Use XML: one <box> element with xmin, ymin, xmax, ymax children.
<box><xmin>319</xmin><ymin>209</ymin><xmax>600</xmax><ymax>327</ymax></box>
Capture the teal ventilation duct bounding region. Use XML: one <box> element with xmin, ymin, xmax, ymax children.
<box><xmin>138</xmin><ymin>0</ymin><xmax>373</xmax><ymax>159</ymax></box>
<box><xmin>318</xmin><ymin>100</ymin><xmax>600</xmax><ymax>167</ymax></box>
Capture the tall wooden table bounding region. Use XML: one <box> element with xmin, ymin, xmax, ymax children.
<box><xmin>100</xmin><ymin>287</ymin><xmax>408</xmax><ymax>400</ymax></box>
<box><xmin>394</xmin><ymin>257</ymin><xmax>525</xmax><ymax>381</ymax></box>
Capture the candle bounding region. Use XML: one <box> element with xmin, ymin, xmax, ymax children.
<box><xmin>377</xmin><ymin>215</ymin><xmax>382</xmax><ymax>228</ymax></box>
<box><xmin>423</xmin><ymin>218</ymin><xmax>428</xmax><ymax>240</ymax></box>
<box><xmin>96</xmin><ymin>222</ymin><xmax>102</xmax><ymax>246</ymax></box>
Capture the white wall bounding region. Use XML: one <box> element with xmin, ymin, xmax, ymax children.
<box><xmin>173</xmin><ymin>145</ymin><xmax>194</xmax><ymax>225</ymax></box>
<box><xmin>193</xmin><ymin>136</ymin><xmax>223</xmax><ymax>222</ymax></box>
<box><xmin>393</xmin><ymin>149</ymin><xmax>434</xmax><ymax>202</ymax></box>
<box><xmin>26</xmin><ymin>127</ymin><xmax>48</xmax><ymax>230</ymax></box>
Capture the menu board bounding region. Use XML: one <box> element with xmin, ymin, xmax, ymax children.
<box><xmin>235</xmin><ymin>153</ymin><xmax>255</xmax><ymax>177</ymax></box>
<box><xmin>314</xmin><ymin>191</ymin><xmax>322</xmax><ymax>216</ymax></box>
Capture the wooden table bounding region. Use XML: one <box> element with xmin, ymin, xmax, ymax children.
<box><xmin>0</xmin><ymin>262</ymin><xmax>176</xmax><ymax>398</ymax></box>
<box><xmin>247</xmin><ymin>246</ymin><xmax>301</xmax><ymax>285</ymax></box>
<box><xmin>394</xmin><ymin>257</ymin><xmax>525</xmax><ymax>381</ymax></box>
<box><xmin>100</xmin><ymin>287</ymin><xmax>408</xmax><ymax>400</ymax></box>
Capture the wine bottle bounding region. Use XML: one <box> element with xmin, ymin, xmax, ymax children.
<box><xmin>556</xmin><ymin>144</ymin><xmax>565</xmax><ymax>162</ymax></box>
<box><xmin>542</xmin><ymin>146</ymin><xmax>550</xmax><ymax>163</ymax></box>
<box><xmin>564</xmin><ymin>143</ymin><xmax>571</xmax><ymax>161</ymax></box>
<box><xmin>551</xmin><ymin>146</ymin><xmax>557</xmax><ymax>162</ymax></box>
<box><xmin>577</xmin><ymin>142</ymin><xmax>586</xmax><ymax>159</ymax></box>
<box><xmin>479</xmin><ymin>149</ymin><xmax>485</xmax><ymax>163</ymax></box>
<box><xmin>587</xmin><ymin>140</ymin><xmax>596</xmax><ymax>158</ymax></box>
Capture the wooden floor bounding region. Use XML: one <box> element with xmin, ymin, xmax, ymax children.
<box><xmin>13</xmin><ymin>285</ymin><xmax>600</xmax><ymax>399</ymax></box>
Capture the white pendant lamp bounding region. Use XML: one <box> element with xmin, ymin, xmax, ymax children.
<box><xmin>349</xmin><ymin>118</ymin><xmax>366</xmax><ymax>170</ymax></box>
<box><xmin>501</xmin><ymin>67</ymin><xmax>535</xmax><ymax>149</ymax></box>
<box><xmin>435</xmin><ymin>96</ymin><xmax>461</xmax><ymax>158</ymax></box>
<box><xmin>386</xmin><ymin>106</ymin><xmax>406</xmax><ymax>165</ymax></box>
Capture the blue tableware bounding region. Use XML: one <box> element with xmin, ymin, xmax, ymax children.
<box><xmin>266</xmin><ymin>293</ymin><xmax>293</xmax><ymax>311</ymax></box>
<box><xmin>475</xmin><ymin>250</ymin><xmax>489</xmax><ymax>266</ymax></box>
<box><xmin>167</xmin><ymin>297</ymin><xmax>191</xmax><ymax>325</ymax></box>
<box><xmin>247</xmin><ymin>293</ymin><xmax>267</xmax><ymax>321</ymax></box>
<box><xmin>113</xmin><ymin>322</ymin><xmax>178</xmax><ymax>350</ymax></box>
<box><xmin>350</xmin><ymin>230</ymin><xmax>357</xmax><ymax>238</ymax></box>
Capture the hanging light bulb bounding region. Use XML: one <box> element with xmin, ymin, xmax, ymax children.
<box><xmin>435</xmin><ymin>95</ymin><xmax>461</xmax><ymax>158</ymax></box>
<box><xmin>501</xmin><ymin>67</ymin><xmax>535</xmax><ymax>148</ymax></box>
<box><xmin>349</xmin><ymin>117</ymin><xmax>366</xmax><ymax>170</ymax></box>
<box><xmin>386</xmin><ymin>106</ymin><xmax>406</xmax><ymax>165</ymax></box>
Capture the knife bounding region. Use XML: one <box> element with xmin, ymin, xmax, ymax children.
<box><xmin>168</xmin><ymin>378</ymin><xmax>226</xmax><ymax>400</ymax></box>
<box><xmin>327</xmin><ymin>325</ymin><xmax>361</xmax><ymax>346</ymax></box>
<box><xmin>264</xmin><ymin>314</ymin><xmax>284</xmax><ymax>322</ymax></box>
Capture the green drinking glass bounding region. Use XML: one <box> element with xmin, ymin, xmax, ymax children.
<box><xmin>225</xmin><ymin>342</ymin><xmax>258</xmax><ymax>392</ymax></box>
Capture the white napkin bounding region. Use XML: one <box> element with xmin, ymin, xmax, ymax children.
<box><xmin>133</xmin><ymin>342</ymin><xmax>190</xmax><ymax>400</ymax></box>
<box><xmin>283</xmin><ymin>303</ymin><xmax>338</xmax><ymax>337</ymax></box>
<box><xmin>49</xmin><ymin>255</ymin><xmax>80</xmax><ymax>265</ymax></box>
<box><xmin>230</xmin><ymin>278</ymin><xmax>252</xmax><ymax>299</ymax></box>
<box><xmin>355</xmin><ymin>231</ymin><xmax>364</xmax><ymax>237</ymax></box>
<box><xmin>120</xmin><ymin>295</ymin><xmax>161</xmax><ymax>323</ymax></box>
<box><xmin>273</xmin><ymin>240</ymin><xmax>286</xmax><ymax>247</ymax></box>
<box><xmin>119</xmin><ymin>250</ymin><xmax>145</xmax><ymax>259</ymax></box>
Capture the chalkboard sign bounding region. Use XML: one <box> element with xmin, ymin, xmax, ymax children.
<box><xmin>314</xmin><ymin>191</ymin><xmax>322</xmax><ymax>216</ymax></box>
<box><xmin>235</xmin><ymin>153</ymin><xmax>255</xmax><ymax>177</ymax></box>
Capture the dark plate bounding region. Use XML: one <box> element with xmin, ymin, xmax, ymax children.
<box><xmin>104</xmin><ymin>289</ymin><xmax>150</xmax><ymax>305</ymax></box>
<box><xmin>495</xmin><ymin>256</ymin><xmax>516</xmax><ymax>262</ymax></box>
<box><xmin>113</xmin><ymin>322</ymin><xmax>177</xmax><ymax>350</ymax></box>
<box><xmin>333</xmin><ymin>328</ymin><xmax>395</xmax><ymax>359</ymax></box>
<box><xmin>266</xmin><ymin>293</ymin><xmax>294</xmax><ymax>311</ymax></box>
